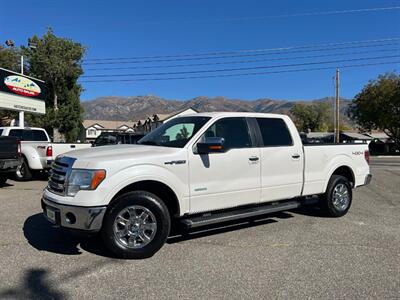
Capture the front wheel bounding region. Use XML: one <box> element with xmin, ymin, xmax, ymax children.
<box><xmin>102</xmin><ymin>191</ymin><xmax>171</xmax><ymax>259</ymax></box>
<box><xmin>319</xmin><ymin>175</ymin><xmax>352</xmax><ymax>217</ymax></box>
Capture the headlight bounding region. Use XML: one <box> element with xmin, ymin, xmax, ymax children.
<box><xmin>67</xmin><ymin>169</ymin><xmax>106</xmax><ymax>197</ymax></box>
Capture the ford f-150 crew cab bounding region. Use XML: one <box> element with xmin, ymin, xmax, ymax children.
<box><xmin>41</xmin><ymin>112</ymin><xmax>372</xmax><ymax>259</ymax></box>
<box><xmin>0</xmin><ymin>127</ymin><xmax>91</xmax><ymax>180</ymax></box>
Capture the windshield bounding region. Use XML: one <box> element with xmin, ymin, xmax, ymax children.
<box><xmin>138</xmin><ymin>116</ymin><xmax>210</xmax><ymax>148</ymax></box>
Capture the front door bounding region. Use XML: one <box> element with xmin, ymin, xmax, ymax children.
<box><xmin>188</xmin><ymin>117</ymin><xmax>261</xmax><ymax>213</ymax></box>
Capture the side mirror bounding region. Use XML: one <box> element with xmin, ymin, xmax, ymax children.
<box><xmin>197</xmin><ymin>137</ymin><xmax>225</xmax><ymax>154</ymax></box>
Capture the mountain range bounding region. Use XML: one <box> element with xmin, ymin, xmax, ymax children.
<box><xmin>82</xmin><ymin>95</ymin><xmax>352</xmax><ymax>124</ymax></box>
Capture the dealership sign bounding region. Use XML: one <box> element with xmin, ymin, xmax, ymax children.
<box><xmin>0</xmin><ymin>68</ymin><xmax>46</xmax><ymax>114</ymax></box>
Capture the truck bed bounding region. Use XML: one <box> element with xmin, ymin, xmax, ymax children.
<box><xmin>302</xmin><ymin>143</ymin><xmax>370</xmax><ymax>196</ymax></box>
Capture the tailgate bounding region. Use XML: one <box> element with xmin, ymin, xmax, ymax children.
<box><xmin>51</xmin><ymin>143</ymin><xmax>92</xmax><ymax>157</ymax></box>
<box><xmin>0</xmin><ymin>137</ymin><xmax>18</xmax><ymax>160</ymax></box>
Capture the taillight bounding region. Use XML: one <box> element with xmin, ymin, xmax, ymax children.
<box><xmin>46</xmin><ymin>146</ymin><xmax>53</xmax><ymax>157</ymax></box>
<box><xmin>17</xmin><ymin>140</ymin><xmax>21</xmax><ymax>157</ymax></box>
<box><xmin>364</xmin><ymin>150</ymin><xmax>370</xmax><ymax>164</ymax></box>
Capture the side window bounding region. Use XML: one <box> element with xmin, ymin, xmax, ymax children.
<box><xmin>32</xmin><ymin>130</ymin><xmax>48</xmax><ymax>141</ymax></box>
<box><xmin>256</xmin><ymin>118</ymin><xmax>293</xmax><ymax>147</ymax></box>
<box><xmin>202</xmin><ymin>117</ymin><xmax>252</xmax><ymax>150</ymax></box>
<box><xmin>9</xmin><ymin>129</ymin><xmax>23</xmax><ymax>140</ymax></box>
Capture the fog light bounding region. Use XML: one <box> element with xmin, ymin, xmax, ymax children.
<box><xmin>65</xmin><ymin>212</ymin><xmax>76</xmax><ymax>224</ymax></box>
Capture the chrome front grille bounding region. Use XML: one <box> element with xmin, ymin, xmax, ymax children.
<box><xmin>48</xmin><ymin>156</ymin><xmax>76</xmax><ymax>195</ymax></box>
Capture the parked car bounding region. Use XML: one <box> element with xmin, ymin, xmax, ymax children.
<box><xmin>0</xmin><ymin>127</ymin><xmax>92</xmax><ymax>180</ymax></box>
<box><xmin>0</xmin><ymin>136</ymin><xmax>21</xmax><ymax>185</ymax></box>
<box><xmin>93</xmin><ymin>132</ymin><xmax>145</xmax><ymax>147</ymax></box>
<box><xmin>41</xmin><ymin>112</ymin><xmax>371</xmax><ymax>259</ymax></box>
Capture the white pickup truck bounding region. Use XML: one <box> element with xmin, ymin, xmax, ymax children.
<box><xmin>0</xmin><ymin>127</ymin><xmax>91</xmax><ymax>180</ymax></box>
<box><xmin>41</xmin><ymin>112</ymin><xmax>371</xmax><ymax>259</ymax></box>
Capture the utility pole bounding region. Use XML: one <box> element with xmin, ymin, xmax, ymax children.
<box><xmin>335</xmin><ymin>68</ymin><xmax>340</xmax><ymax>143</ymax></box>
<box><xmin>19</xmin><ymin>55</ymin><xmax>24</xmax><ymax>128</ymax></box>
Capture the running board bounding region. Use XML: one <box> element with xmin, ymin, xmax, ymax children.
<box><xmin>181</xmin><ymin>200</ymin><xmax>301</xmax><ymax>229</ymax></box>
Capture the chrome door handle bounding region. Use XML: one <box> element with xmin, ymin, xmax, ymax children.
<box><xmin>249</xmin><ymin>156</ymin><xmax>259</xmax><ymax>161</ymax></box>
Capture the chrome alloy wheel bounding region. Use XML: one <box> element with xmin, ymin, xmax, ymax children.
<box><xmin>332</xmin><ymin>183</ymin><xmax>350</xmax><ymax>211</ymax></box>
<box><xmin>113</xmin><ymin>205</ymin><xmax>157</xmax><ymax>249</ymax></box>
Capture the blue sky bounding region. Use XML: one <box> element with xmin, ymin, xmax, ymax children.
<box><xmin>1</xmin><ymin>0</ymin><xmax>399</xmax><ymax>101</ymax></box>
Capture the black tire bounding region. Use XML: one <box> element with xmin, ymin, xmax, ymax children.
<box><xmin>102</xmin><ymin>191</ymin><xmax>171</xmax><ymax>259</ymax></box>
<box><xmin>320</xmin><ymin>175</ymin><xmax>352</xmax><ymax>217</ymax></box>
<box><xmin>15</xmin><ymin>159</ymin><xmax>32</xmax><ymax>181</ymax></box>
<box><xmin>0</xmin><ymin>176</ymin><xmax>7</xmax><ymax>185</ymax></box>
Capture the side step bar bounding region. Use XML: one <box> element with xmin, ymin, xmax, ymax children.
<box><xmin>181</xmin><ymin>200</ymin><xmax>301</xmax><ymax>229</ymax></box>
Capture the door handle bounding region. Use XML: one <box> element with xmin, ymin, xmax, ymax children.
<box><xmin>249</xmin><ymin>156</ymin><xmax>259</xmax><ymax>161</ymax></box>
<box><xmin>292</xmin><ymin>154</ymin><xmax>301</xmax><ymax>159</ymax></box>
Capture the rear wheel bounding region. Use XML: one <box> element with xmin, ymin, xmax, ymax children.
<box><xmin>15</xmin><ymin>159</ymin><xmax>32</xmax><ymax>181</ymax></box>
<box><xmin>102</xmin><ymin>191</ymin><xmax>171</xmax><ymax>259</ymax></box>
<box><xmin>320</xmin><ymin>175</ymin><xmax>352</xmax><ymax>217</ymax></box>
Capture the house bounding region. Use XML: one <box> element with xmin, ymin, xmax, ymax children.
<box><xmin>82</xmin><ymin>107</ymin><xmax>198</xmax><ymax>142</ymax></box>
<box><xmin>82</xmin><ymin>120</ymin><xmax>136</xmax><ymax>142</ymax></box>
<box><xmin>365</xmin><ymin>132</ymin><xmax>398</xmax><ymax>154</ymax></box>
<box><xmin>134</xmin><ymin>107</ymin><xmax>198</xmax><ymax>134</ymax></box>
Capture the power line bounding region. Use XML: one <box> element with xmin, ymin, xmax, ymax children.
<box><xmin>81</xmin><ymin>55</ymin><xmax>400</xmax><ymax>78</ymax></box>
<box><xmin>80</xmin><ymin>61</ymin><xmax>399</xmax><ymax>83</ymax></box>
<box><xmin>85</xmin><ymin>48</ymin><xmax>400</xmax><ymax>71</ymax></box>
<box><xmin>82</xmin><ymin>42</ymin><xmax>399</xmax><ymax>66</ymax></box>
<box><xmin>137</xmin><ymin>6</ymin><xmax>400</xmax><ymax>25</ymax></box>
<box><xmin>83</xmin><ymin>37</ymin><xmax>400</xmax><ymax>62</ymax></box>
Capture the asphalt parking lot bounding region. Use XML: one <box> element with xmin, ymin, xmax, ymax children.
<box><xmin>0</xmin><ymin>157</ymin><xmax>399</xmax><ymax>299</ymax></box>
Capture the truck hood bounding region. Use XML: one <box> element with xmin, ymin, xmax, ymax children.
<box><xmin>63</xmin><ymin>144</ymin><xmax>182</xmax><ymax>162</ymax></box>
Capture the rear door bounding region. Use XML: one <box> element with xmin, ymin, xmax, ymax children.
<box><xmin>189</xmin><ymin>117</ymin><xmax>261</xmax><ymax>213</ymax></box>
<box><xmin>255</xmin><ymin>117</ymin><xmax>303</xmax><ymax>202</ymax></box>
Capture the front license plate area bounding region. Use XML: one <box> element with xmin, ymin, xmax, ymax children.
<box><xmin>46</xmin><ymin>207</ymin><xmax>56</xmax><ymax>223</ymax></box>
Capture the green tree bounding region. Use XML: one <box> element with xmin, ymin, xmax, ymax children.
<box><xmin>0</xmin><ymin>45</ymin><xmax>21</xmax><ymax>72</ymax></box>
<box><xmin>290</xmin><ymin>102</ymin><xmax>331</xmax><ymax>132</ymax></box>
<box><xmin>176</xmin><ymin>125</ymin><xmax>190</xmax><ymax>140</ymax></box>
<box><xmin>23</xmin><ymin>29</ymin><xmax>85</xmax><ymax>142</ymax></box>
<box><xmin>348</xmin><ymin>73</ymin><xmax>400</xmax><ymax>147</ymax></box>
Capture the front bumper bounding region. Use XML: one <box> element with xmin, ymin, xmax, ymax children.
<box><xmin>41</xmin><ymin>197</ymin><xmax>107</xmax><ymax>232</ymax></box>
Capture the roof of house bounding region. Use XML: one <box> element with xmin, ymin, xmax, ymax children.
<box><xmin>365</xmin><ymin>132</ymin><xmax>390</xmax><ymax>139</ymax></box>
<box><xmin>83</xmin><ymin>119</ymin><xmax>136</xmax><ymax>129</ymax></box>
<box><xmin>153</xmin><ymin>107</ymin><xmax>199</xmax><ymax>122</ymax></box>
<box><xmin>342</xmin><ymin>132</ymin><xmax>372</xmax><ymax>140</ymax></box>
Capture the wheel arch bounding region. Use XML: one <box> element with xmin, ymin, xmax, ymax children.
<box><xmin>109</xmin><ymin>180</ymin><xmax>181</xmax><ymax>218</ymax></box>
<box><xmin>325</xmin><ymin>165</ymin><xmax>355</xmax><ymax>191</ymax></box>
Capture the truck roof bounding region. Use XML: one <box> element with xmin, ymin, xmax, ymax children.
<box><xmin>0</xmin><ymin>126</ymin><xmax>46</xmax><ymax>131</ymax></box>
<box><xmin>181</xmin><ymin>112</ymin><xmax>289</xmax><ymax>118</ymax></box>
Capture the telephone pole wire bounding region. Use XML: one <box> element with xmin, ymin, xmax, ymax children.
<box><xmin>335</xmin><ymin>68</ymin><xmax>340</xmax><ymax>143</ymax></box>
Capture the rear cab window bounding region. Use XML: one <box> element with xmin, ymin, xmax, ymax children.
<box><xmin>32</xmin><ymin>130</ymin><xmax>48</xmax><ymax>141</ymax></box>
<box><xmin>9</xmin><ymin>129</ymin><xmax>23</xmax><ymax>140</ymax></box>
<box><xmin>9</xmin><ymin>129</ymin><xmax>48</xmax><ymax>141</ymax></box>
<box><xmin>256</xmin><ymin>118</ymin><xmax>293</xmax><ymax>147</ymax></box>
